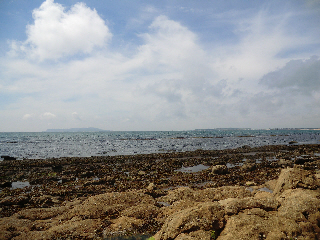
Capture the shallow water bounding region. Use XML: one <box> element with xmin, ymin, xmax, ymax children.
<box><xmin>175</xmin><ymin>164</ymin><xmax>210</xmax><ymax>173</ymax></box>
<box><xmin>0</xmin><ymin>130</ymin><xmax>319</xmax><ymax>160</ymax></box>
<box><xmin>258</xmin><ymin>187</ymin><xmax>273</xmax><ymax>193</ymax></box>
<box><xmin>11</xmin><ymin>181</ymin><xmax>30</xmax><ymax>189</ymax></box>
<box><xmin>226</xmin><ymin>162</ymin><xmax>243</xmax><ymax>168</ymax></box>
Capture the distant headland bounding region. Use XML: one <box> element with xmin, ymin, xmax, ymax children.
<box><xmin>43</xmin><ymin>127</ymin><xmax>110</xmax><ymax>132</ymax></box>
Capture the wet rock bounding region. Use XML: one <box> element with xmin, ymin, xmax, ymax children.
<box><xmin>211</xmin><ymin>165</ymin><xmax>228</xmax><ymax>175</ymax></box>
<box><xmin>241</xmin><ymin>163</ymin><xmax>257</xmax><ymax>172</ymax></box>
<box><xmin>1</xmin><ymin>155</ymin><xmax>16</xmax><ymax>161</ymax></box>
<box><xmin>0</xmin><ymin>181</ymin><xmax>12</xmax><ymax>188</ymax></box>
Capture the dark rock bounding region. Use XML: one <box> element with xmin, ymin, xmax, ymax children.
<box><xmin>211</xmin><ymin>165</ymin><xmax>229</xmax><ymax>175</ymax></box>
<box><xmin>80</xmin><ymin>171</ymin><xmax>94</xmax><ymax>178</ymax></box>
<box><xmin>0</xmin><ymin>195</ymin><xmax>29</xmax><ymax>206</ymax></box>
<box><xmin>241</xmin><ymin>163</ymin><xmax>257</xmax><ymax>172</ymax></box>
<box><xmin>1</xmin><ymin>155</ymin><xmax>16</xmax><ymax>161</ymax></box>
<box><xmin>52</xmin><ymin>165</ymin><xmax>63</xmax><ymax>172</ymax></box>
<box><xmin>61</xmin><ymin>176</ymin><xmax>76</xmax><ymax>183</ymax></box>
<box><xmin>241</xmin><ymin>145</ymin><xmax>251</xmax><ymax>149</ymax></box>
<box><xmin>0</xmin><ymin>181</ymin><xmax>12</xmax><ymax>188</ymax></box>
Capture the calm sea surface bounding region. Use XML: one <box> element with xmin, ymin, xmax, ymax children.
<box><xmin>0</xmin><ymin>130</ymin><xmax>319</xmax><ymax>160</ymax></box>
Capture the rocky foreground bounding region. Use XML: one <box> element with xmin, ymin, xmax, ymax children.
<box><xmin>0</xmin><ymin>144</ymin><xmax>320</xmax><ymax>239</ymax></box>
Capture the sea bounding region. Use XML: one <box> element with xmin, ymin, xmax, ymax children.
<box><xmin>0</xmin><ymin>129</ymin><xmax>320</xmax><ymax>160</ymax></box>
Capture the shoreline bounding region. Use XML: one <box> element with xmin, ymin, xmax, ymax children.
<box><xmin>1</xmin><ymin>144</ymin><xmax>320</xmax><ymax>239</ymax></box>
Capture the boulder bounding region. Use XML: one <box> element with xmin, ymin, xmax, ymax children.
<box><xmin>211</xmin><ymin>165</ymin><xmax>228</xmax><ymax>175</ymax></box>
<box><xmin>241</xmin><ymin>163</ymin><xmax>257</xmax><ymax>172</ymax></box>
<box><xmin>218</xmin><ymin>208</ymin><xmax>302</xmax><ymax>240</ymax></box>
<box><xmin>63</xmin><ymin>190</ymin><xmax>156</xmax><ymax>220</ymax></box>
<box><xmin>277</xmin><ymin>188</ymin><xmax>320</xmax><ymax>223</ymax></box>
<box><xmin>154</xmin><ymin>202</ymin><xmax>225</xmax><ymax>240</ymax></box>
<box><xmin>273</xmin><ymin>167</ymin><xmax>319</xmax><ymax>195</ymax></box>
<box><xmin>219</xmin><ymin>197</ymin><xmax>279</xmax><ymax>215</ymax></box>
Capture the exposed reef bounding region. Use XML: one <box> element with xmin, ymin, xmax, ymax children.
<box><xmin>0</xmin><ymin>144</ymin><xmax>320</xmax><ymax>239</ymax></box>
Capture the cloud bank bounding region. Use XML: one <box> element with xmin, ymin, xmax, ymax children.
<box><xmin>1</xmin><ymin>0</ymin><xmax>320</xmax><ymax>131</ymax></box>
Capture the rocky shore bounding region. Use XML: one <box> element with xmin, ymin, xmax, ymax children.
<box><xmin>1</xmin><ymin>144</ymin><xmax>320</xmax><ymax>239</ymax></box>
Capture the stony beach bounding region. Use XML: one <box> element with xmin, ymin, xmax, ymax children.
<box><xmin>1</xmin><ymin>143</ymin><xmax>320</xmax><ymax>239</ymax></box>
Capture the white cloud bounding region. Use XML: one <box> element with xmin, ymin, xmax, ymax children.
<box><xmin>136</xmin><ymin>15</ymin><xmax>206</xmax><ymax>72</ymax></box>
<box><xmin>22</xmin><ymin>114</ymin><xmax>32</xmax><ymax>120</ymax></box>
<box><xmin>13</xmin><ymin>0</ymin><xmax>111</xmax><ymax>61</ymax></box>
<box><xmin>41</xmin><ymin>112</ymin><xmax>56</xmax><ymax>119</ymax></box>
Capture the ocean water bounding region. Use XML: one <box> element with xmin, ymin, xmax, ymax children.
<box><xmin>0</xmin><ymin>130</ymin><xmax>319</xmax><ymax>160</ymax></box>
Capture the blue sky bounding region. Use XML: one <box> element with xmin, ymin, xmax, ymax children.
<box><xmin>0</xmin><ymin>0</ymin><xmax>320</xmax><ymax>131</ymax></box>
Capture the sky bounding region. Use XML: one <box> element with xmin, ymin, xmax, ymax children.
<box><xmin>0</xmin><ymin>0</ymin><xmax>320</xmax><ymax>132</ymax></box>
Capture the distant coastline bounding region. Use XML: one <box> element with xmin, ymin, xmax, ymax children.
<box><xmin>195</xmin><ymin>128</ymin><xmax>252</xmax><ymax>131</ymax></box>
<box><xmin>195</xmin><ymin>128</ymin><xmax>320</xmax><ymax>131</ymax></box>
<box><xmin>43</xmin><ymin>127</ymin><xmax>110</xmax><ymax>132</ymax></box>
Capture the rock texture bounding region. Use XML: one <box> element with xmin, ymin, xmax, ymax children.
<box><xmin>0</xmin><ymin>167</ymin><xmax>319</xmax><ymax>239</ymax></box>
<box><xmin>152</xmin><ymin>167</ymin><xmax>320</xmax><ymax>240</ymax></box>
<box><xmin>1</xmin><ymin>144</ymin><xmax>320</xmax><ymax>239</ymax></box>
